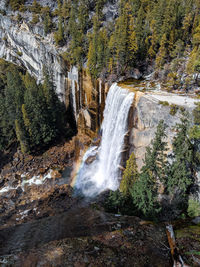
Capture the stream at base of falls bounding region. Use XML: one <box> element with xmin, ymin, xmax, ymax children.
<box><xmin>74</xmin><ymin>83</ymin><xmax>135</xmax><ymax>197</ymax></box>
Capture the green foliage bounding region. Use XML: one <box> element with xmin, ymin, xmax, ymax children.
<box><xmin>54</xmin><ymin>16</ymin><xmax>64</xmax><ymax>46</ymax></box>
<box><xmin>31</xmin><ymin>0</ymin><xmax>42</xmax><ymax>14</ymax></box>
<box><xmin>0</xmin><ymin>59</ymin><xmax>73</xmax><ymax>153</ymax></box>
<box><xmin>120</xmin><ymin>152</ymin><xmax>138</xmax><ymax>197</ymax></box>
<box><xmin>15</xmin><ymin>119</ymin><xmax>29</xmax><ymax>154</ymax></box>
<box><xmin>170</xmin><ymin>104</ymin><xmax>179</xmax><ymax>116</ymax></box>
<box><xmin>106</xmin><ymin>116</ymin><xmax>199</xmax><ymax>220</ymax></box>
<box><xmin>104</xmin><ymin>190</ymin><xmax>125</xmax><ymax>214</ymax></box>
<box><xmin>190</xmin><ymin>125</ymin><xmax>200</xmax><ymax>140</ymax></box>
<box><xmin>130</xmin><ymin>171</ymin><xmax>161</xmax><ymax>217</ymax></box>
<box><xmin>187</xmin><ymin>198</ymin><xmax>200</xmax><ymax>217</ymax></box>
<box><xmin>104</xmin><ymin>189</ymin><xmax>137</xmax><ymax>216</ymax></box>
<box><xmin>130</xmin><ymin>120</ymin><xmax>168</xmax><ymax>216</ymax></box>
<box><xmin>8</xmin><ymin>0</ymin><xmax>25</xmax><ymax>11</ymax></box>
<box><xmin>31</xmin><ymin>14</ymin><xmax>39</xmax><ymax>25</ymax></box>
<box><xmin>166</xmin><ymin>116</ymin><xmax>198</xmax><ymax>196</ymax></box>
<box><xmin>8</xmin><ymin>0</ymin><xmax>200</xmax><ymax>80</ymax></box>
<box><xmin>193</xmin><ymin>102</ymin><xmax>200</xmax><ymax>125</ymax></box>
<box><xmin>43</xmin><ymin>13</ymin><xmax>52</xmax><ymax>35</ymax></box>
<box><xmin>159</xmin><ymin>101</ymin><xmax>169</xmax><ymax>106</ymax></box>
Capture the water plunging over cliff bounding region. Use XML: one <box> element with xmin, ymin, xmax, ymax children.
<box><xmin>75</xmin><ymin>83</ymin><xmax>135</xmax><ymax>197</ymax></box>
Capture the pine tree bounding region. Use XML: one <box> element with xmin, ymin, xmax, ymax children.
<box><xmin>87</xmin><ymin>16</ymin><xmax>100</xmax><ymax>78</ymax></box>
<box><xmin>156</xmin><ymin>34</ymin><xmax>168</xmax><ymax>68</ymax></box>
<box><xmin>54</xmin><ymin>16</ymin><xmax>64</xmax><ymax>46</ymax></box>
<box><xmin>31</xmin><ymin>0</ymin><xmax>41</xmax><ymax>13</ymax></box>
<box><xmin>130</xmin><ymin>120</ymin><xmax>168</xmax><ymax>216</ymax></box>
<box><xmin>43</xmin><ymin>12</ymin><xmax>52</xmax><ymax>35</ymax></box>
<box><xmin>15</xmin><ymin>119</ymin><xmax>29</xmax><ymax>154</ymax></box>
<box><xmin>167</xmin><ymin>116</ymin><xmax>198</xmax><ymax>196</ymax></box>
<box><xmin>5</xmin><ymin>69</ymin><xmax>25</xmax><ymax>125</ymax></box>
<box><xmin>120</xmin><ymin>152</ymin><xmax>138</xmax><ymax>197</ymax></box>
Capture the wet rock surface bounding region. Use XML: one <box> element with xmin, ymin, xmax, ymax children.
<box><xmin>0</xmin><ymin>204</ymin><xmax>172</xmax><ymax>267</ymax></box>
<box><xmin>0</xmin><ymin>139</ymin><xmax>75</xmax><ymax>180</ymax></box>
<box><xmin>0</xmin><ymin>134</ymin><xmax>92</xmax><ymax>230</ymax></box>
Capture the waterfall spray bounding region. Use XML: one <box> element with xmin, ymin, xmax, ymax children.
<box><xmin>74</xmin><ymin>83</ymin><xmax>135</xmax><ymax>197</ymax></box>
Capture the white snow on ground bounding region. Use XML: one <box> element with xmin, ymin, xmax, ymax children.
<box><xmin>147</xmin><ymin>93</ymin><xmax>200</xmax><ymax>108</ymax></box>
<box><xmin>0</xmin><ymin>170</ymin><xmax>53</xmax><ymax>195</ymax></box>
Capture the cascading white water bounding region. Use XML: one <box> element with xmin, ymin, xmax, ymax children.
<box><xmin>75</xmin><ymin>83</ymin><xmax>135</xmax><ymax>197</ymax></box>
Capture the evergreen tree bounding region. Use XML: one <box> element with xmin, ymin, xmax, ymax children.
<box><xmin>87</xmin><ymin>16</ymin><xmax>100</xmax><ymax>78</ymax></box>
<box><xmin>43</xmin><ymin>8</ymin><xmax>52</xmax><ymax>35</ymax></box>
<box><xmin>15</xmin><ymin>119</ymin><xmax>29</xmax><ymax>154</ymax></box>
<box><xmin>120</xmin><ymin>152</ymin><xmax>138</xmax><ymax>197</ymax></box>
<box><xmin>23</xmin><ymin>73</ymin><xmax>57</xmax><ymax>149</ymax></box>
<box><xmin>54</xmin><ymin>16</ymin><xmax>64</xmax><ymax>45</ymax></box>
<box><xmin>5</xmin><ymin>69</ymin><xmax>25</xmax><ymax>125</ymax></box>
<box><xmin>156</xmin><ymin>34</ymin><xmax>168</xmax><ymax>68</ymax></box>
<box><xmin>167</xmin><ymin>116</ymin><xmax>198</xmax><ymax>196</ymax></box>
<box><xmin>31</xmin><ymin>0</ymin><xmax>41</xmax><ymax>13</ymax></box>
<box><xmin>130</xmin><ymin>120</ymin><xmax>168</xmax><ymax>216</ymax></box>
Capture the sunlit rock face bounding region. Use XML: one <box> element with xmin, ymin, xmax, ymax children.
<box><xmin>0</xmin><ymin>14</ymin><xmax>66</xmax><ymax>102</ymax></box>
<box><xmin>130</xmin><ymin>91</ymin><xmax>198</xmax><ymax>169</ymax></box>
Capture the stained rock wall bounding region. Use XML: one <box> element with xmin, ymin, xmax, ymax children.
<box><xmin>67</xmin><ymin>67</ymin><xmax>108</xmax><ymax>137</ymax></box>
<box><xmin>0</xmin><ymin>14</ymin><xmax>67</xmax><ymax>102</ymax></box>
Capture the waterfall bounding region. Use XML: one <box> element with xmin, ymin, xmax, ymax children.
<box><xmin>75</xmin><ymin>83</ymin><xmax>135</xmax><ymax>197</ymax></box>
<box><xmin>68</xmin><ymin>66</ymin><xmax>79</xmax><ymax>121</ymax></box>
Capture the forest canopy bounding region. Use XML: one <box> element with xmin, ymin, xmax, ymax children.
<box><xmin>5</xmin><ymin>0</ymin><xmax>200</xmax><ymax>82</ymax></box>
<box><xmin>0</xmin><ymin>59</ymin><xmax>75</xmax><ymax>154</ymax></box>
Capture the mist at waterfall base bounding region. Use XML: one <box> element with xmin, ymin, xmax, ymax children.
<box><xmin>74</xmin><ymin>83</ymin><xmax>135</xmax><ymax>198</ymax></box>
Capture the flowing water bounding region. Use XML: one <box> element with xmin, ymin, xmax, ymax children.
<box><xmin>75</xmin><ymin>83</ymin><xmax>135</xmax><ymax>197</ymax></box>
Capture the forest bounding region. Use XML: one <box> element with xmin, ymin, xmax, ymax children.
<box><xmin>105</xmin><ymin>114</ymin><xmax>200</xmax><ymax>220</ymax></box>
<box><xmin>5</xmin><ymin>0</ymin><xmax>200</xmax><ymax>86</ymax></box>
<box><xmin>0</xmin><ymin>60</ymin><xmax>75</xmax><ymax>154</ymax></box>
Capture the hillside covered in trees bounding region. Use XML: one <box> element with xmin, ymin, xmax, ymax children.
<box><xmin>0</xmin><ymin>60</ymin><xmax>75</xmax><ymax>154</ymax></box>
<box><xmin>4</xmin><ymin>0</ymin><xmax>200</xmax><ymax>89</ymax></box>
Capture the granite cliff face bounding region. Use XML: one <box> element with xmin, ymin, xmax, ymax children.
<box><xmin>129</xmin><ymin>91</ymin><xmax>197</xmax><ymax>169</ymax></box>
<box><xmin>0</xmin><ymin>13</ymin><xmax>67</xmax><ymax>101</ymax></box>
<box><xmin>0</xmin><ymin>11</ymin><xmax>109</xmax><ymax>133</ymax></box>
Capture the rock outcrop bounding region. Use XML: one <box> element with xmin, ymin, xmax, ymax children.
<box><xmin>0</xmin><ymin>13</ymin><xmax>67</xmax><ymax>101</ymax></box>
<box><xmin>67</xmin><ymin>67</ymin><xmax>108</xmax><ymax>136</ymax></box>
<box><xmin>130</xmin><ymin>91</ymin><xmax>197</xmax><ymax>169</ymax></box>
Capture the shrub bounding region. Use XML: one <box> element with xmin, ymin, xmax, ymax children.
<box><xmin>159</xmin><ymin>100</ymin><xmax>169</xmax><ymax>106</ymax></box>
<box><xmin>8</xmin><ymin>0</ymin><xmax>25</xmax><ymax>11</ymax></box>
<box><xmin>31</xmin><ymin>14</ymin><xmax>39</xmax><ymax>25</ymax></box>
<box><xmin>187</xmin><ymin>198</ymin><xmax>200</xmax><ymax>217</ymax></box>
<box><xmin>17</xmin><ymin>51</ymin><xmax>22</xmax><ymax>57</ymax></box>
<box><xmin>180</xmin><ymin>106</ymin><xmax>186</xmax><ymax>113</ymax></box>
<box><xmin>170</xmin><ymin>104</ymin><xmax>179</xmax><ymax>116</ymax></box>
